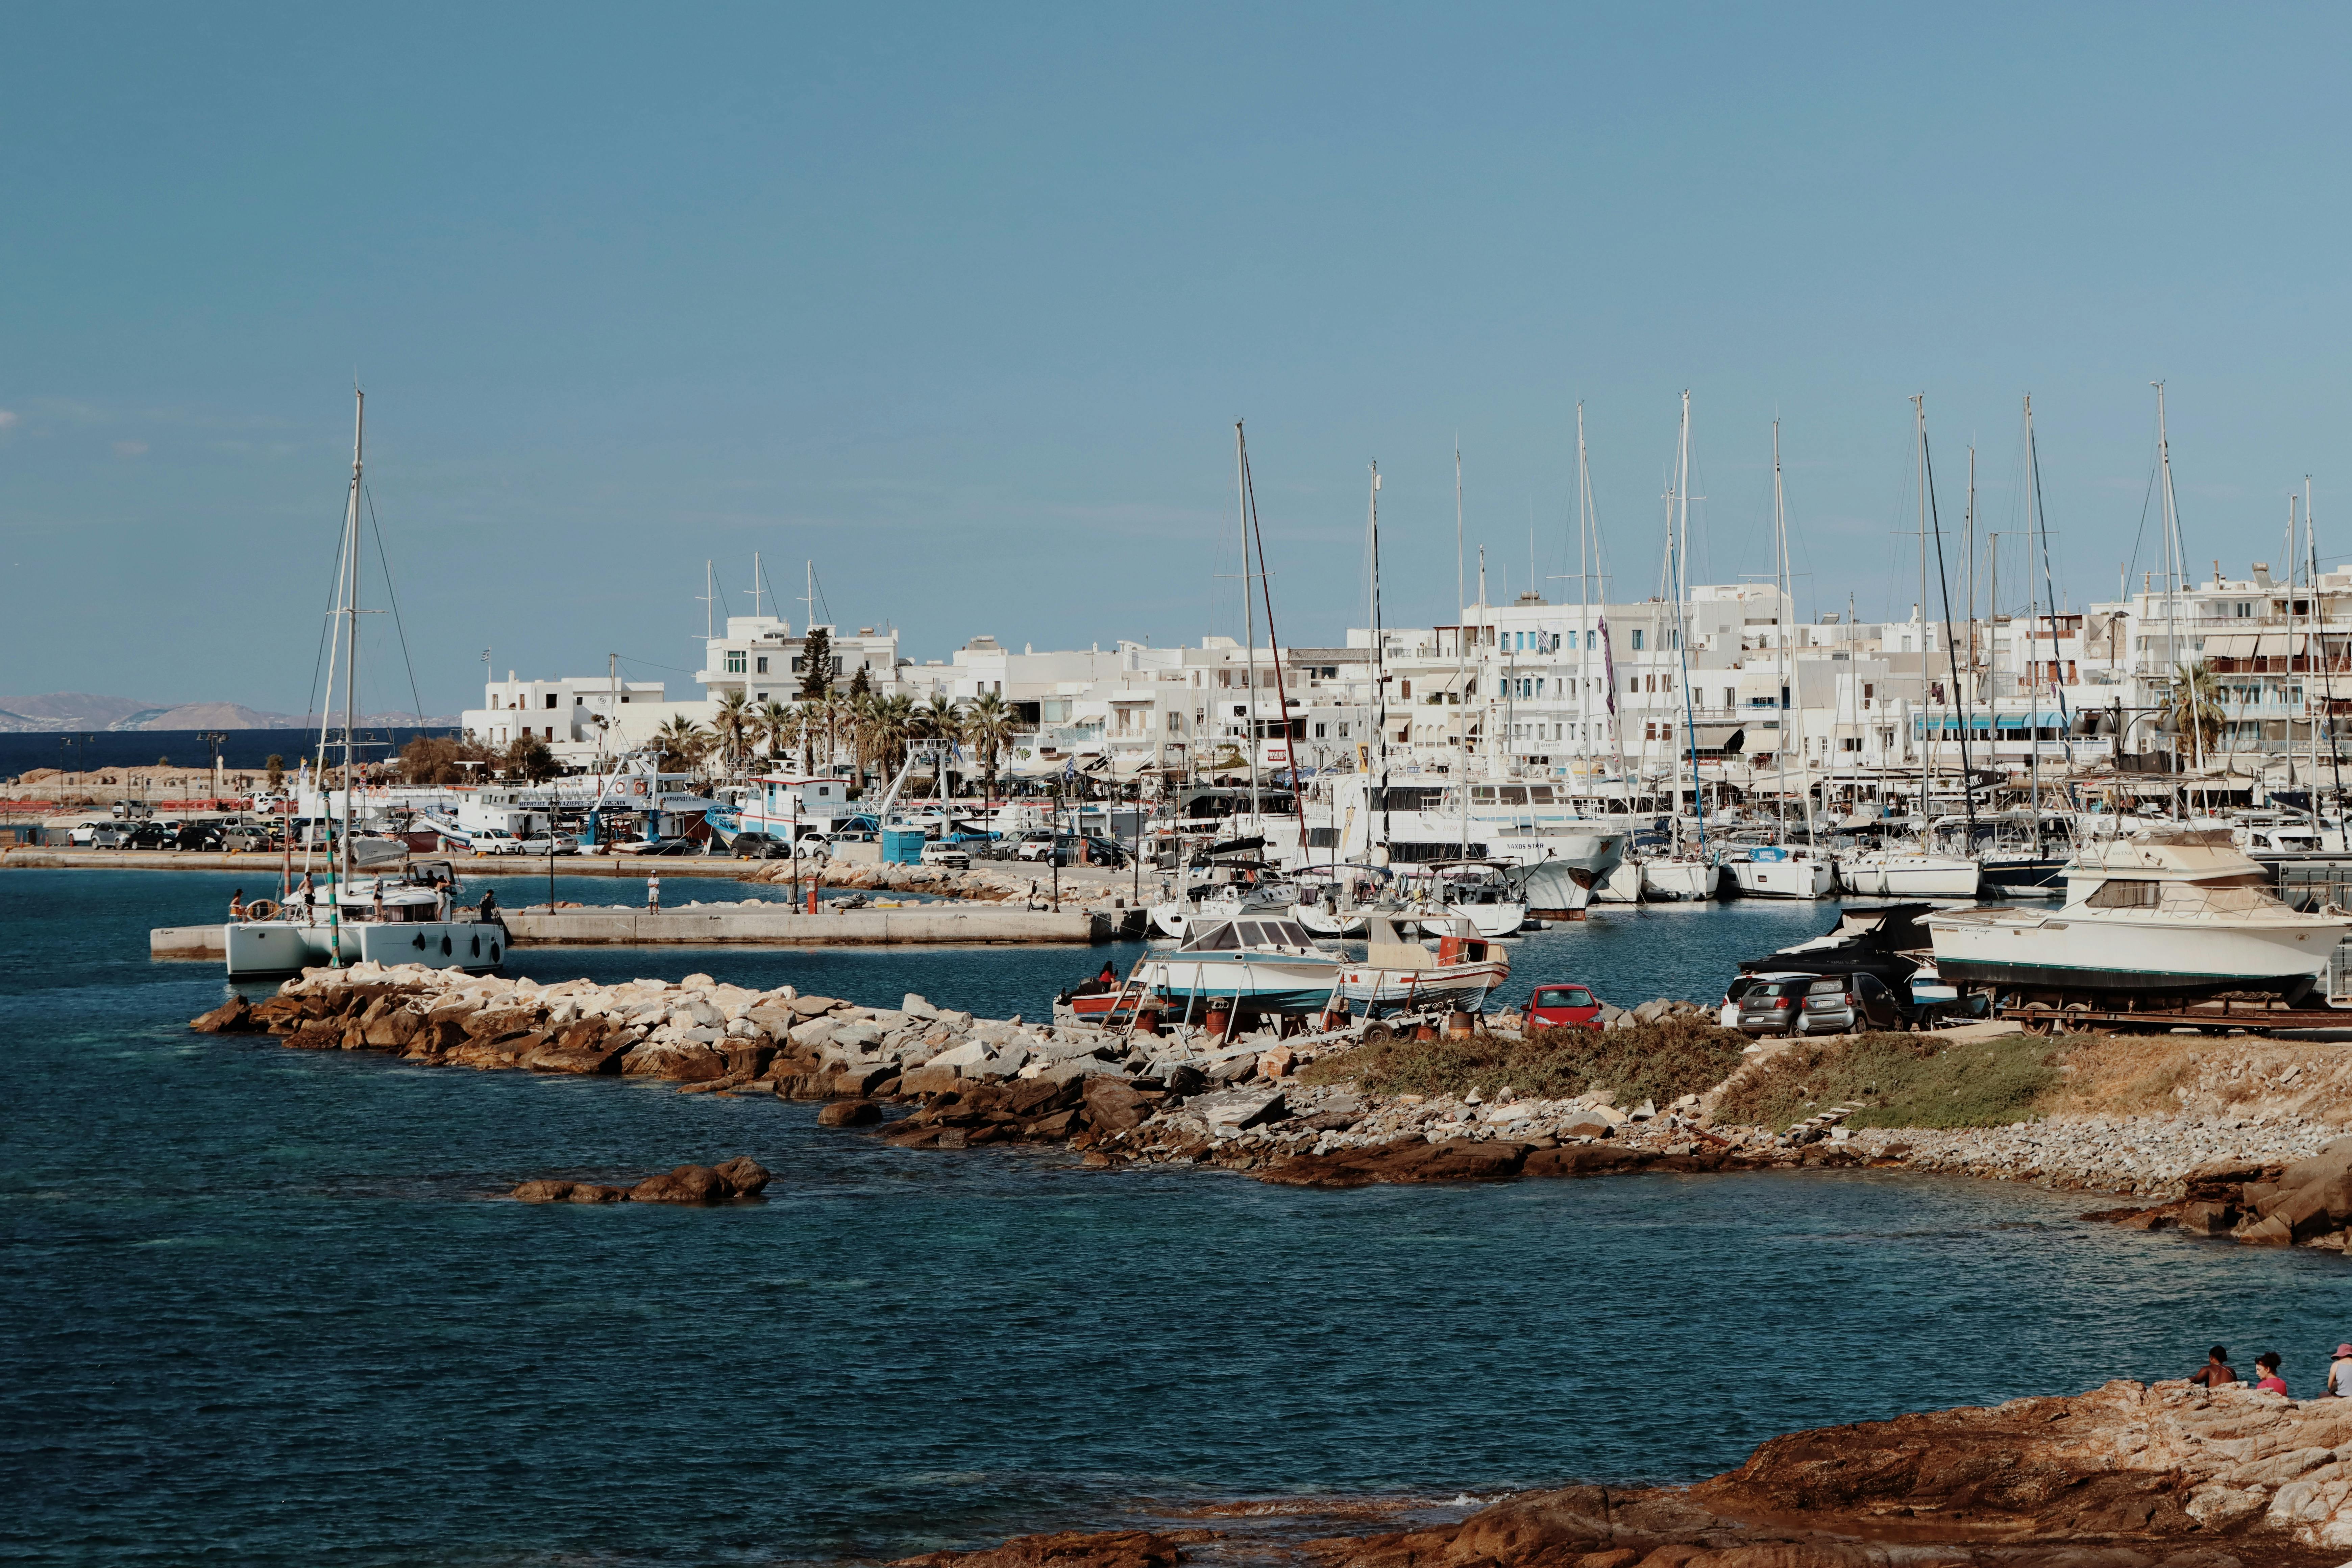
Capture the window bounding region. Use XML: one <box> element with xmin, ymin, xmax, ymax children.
<box><xmin>756</xmin><ymin>656</ymin><xmax>769</xmax><ymax>674</ymax></box>
<box><xmin>1400</xmin><ymin>680</ymin><xmax>1412</xmax><ymax>698</ymax></box>
<box><xmin>1338</xmin><ymin>722</ymin><xmax>1349</xmax><ymax>737</ymax></box>
<box><xmin>790</xmin><ymin>657</ymin><xmax>804</xmax><ymax>673</ymax></box>
<box><xmin>832</xmin><ymin>657</ymin><xmax>843</xmax><ymax>676</ymax></box>
<box><xmin>545</xmin><ymin>693</ymin><xmax>558</xmax><ymax>709</ymax></box>
<box><xmin>1313</xmin><ymin>723</ymin><xmax>1326</xmax><ymax>738</ymax></box>
<box><xmin>725</xmin><ymin>650</ymin><xmax>746</xmax><ymax>674</ymax></box>
<box><xmin>2086</xmin><ymin>878</ymin><xmax>2160</xmax><ymax>909</ymax></box>
<box><xmin>1632</xmin><ymin>629</ymin><xmax>1645</xmax><ymax>651</ymax></box>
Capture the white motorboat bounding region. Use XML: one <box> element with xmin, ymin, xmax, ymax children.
<box><xmin>1334</xmin><ymin>918</ymin><xmax>1511</xmax><ymax>1016</ymax></box>
<box><xmin>1838</xmin><ymin>846</ymin><xmax>1980</xmax><ymax>898</ymax></box>
<box><xmin>1140</xmin><ymin>914</ymin><xmax>1343</xmax><ymax>1019</ymax></box>
<box><xmin>1721</xmin><ymin>843</ymin><xmax>1835</xmax><ymax>899</ymax></box>
<box><xmin>1925</xmin><ymin>828</ymin><xmax>2349</xmax><ymax>1005</ymax></box>
<box><xmin>1639</xmin><ymin>856</ymin><xmax>1720</xmax><ymax>902</ymax></box>
<box><xmin>1502</xmin><ymin>857</ymin><xmax>1596</xmax><ymax>921</ymax></box>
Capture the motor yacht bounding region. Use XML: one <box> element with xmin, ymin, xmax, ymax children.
<box><xmin>1926</xmin><ymin>828</ymin><xmax>2349</xmax><ymax>1004</ymax></box>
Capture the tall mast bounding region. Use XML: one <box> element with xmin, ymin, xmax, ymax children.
<box><xmin>1673</xmin><ymin>390</ymin><xmax>1702</xmax><ymax>850</ymax></box>
<box><xmin>1576</xmin><ymin>403</ymin><xmax>1592</xmax><ymax>767</ymax></box>
<box><xmin>752</xmin><ymin>550</ymin><xmax>763</xmax><ymax>618</ymax></box>
<box><xmin>2024</xmin><ymin>400</ymin><xmax>2043</xmax><ymax>853</ymax></box>
<box><xmin>1236</xmin><ymin>422</ymin><xmax>1258</xmax><ymax>815</ymax></box>
<box><xmin>2313</xmin><ymin>476</ymin><xmax>2345</xmax><ymax>820</ymax></box>
<box><xmin>340</xmin><ymin>388</ymin><xmax>364</xmax><ymax>902</ymax></box>
<box><xmin>1772</xmin><ymin>419</ymin><xmax>1791</xmax><ymax>842</ymax></box>
<box><xmin>1965</xmin><ymin>445</ymin><xmax>1978</xmax><ymax>740</ymax></box>
<box><xmin>1367</xmin><ymin>462</ymin><xmax>1389</xmax><ymax>847</ymax></box>
<box><xmin>2155</xmin><ymin>382</ymin><xmax>2197</xmax><ymax>771</ymax></box>
<box><xmin>1240</xmin><ymin>430</ymin><xmax>1310</xmax><ymax>859</ymax></box>
<box><xmin>1913</xmin><ymin>394</ymin><xmax>1931</xmax><ymax>831</ymax></box>
<box><xmin>1455</xmin><ymin>441</ymin><xmax>1472</xmax><ymax>842</ymax></box>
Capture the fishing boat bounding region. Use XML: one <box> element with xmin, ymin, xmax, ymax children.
<box><xmin>1925</xmin><ymin>828</ymin><xmax>2349</xmax><ymax>1004</ymax></box>
<box><xmin>1138</xmin><ymin>914</ymin><xmax>1343</xmax><ymax>1018</ymax></box>
<box><xmin>1148</xmin><ymin>877</ymin><xmax>1298</xmax><ymax>940</ymax></box>
<box><xmin>1334</xmin><ymin>917</ymin><xmax>1511</xmax><ymax>1016</ymax></box>
<box><xmin>221</xmin><ymin>392</ymin><xmax>485</xmax><ymax>978</ymax></box>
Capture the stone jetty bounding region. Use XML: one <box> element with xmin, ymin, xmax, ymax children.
<box><xmin>900</xmin><ymin>1377</ymin><xmax>2352</xmax><ymax>1567</ymax></box>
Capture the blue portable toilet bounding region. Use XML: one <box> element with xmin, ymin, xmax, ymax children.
<box><xmin>882</xmin><ymin>827</ymin><xmax>926</xmax><ymax>865</ymax></box>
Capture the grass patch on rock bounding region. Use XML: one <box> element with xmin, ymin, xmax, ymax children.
<box><xmin>1711</xmin><ymin>1031</ymin><xmax>2060</xmax><ymax>1131</ymax></box>
<box><xmin>1298</xmin><ymin>1017</ymin><xmax>1749</xmax><ymax>1108</ymax></box>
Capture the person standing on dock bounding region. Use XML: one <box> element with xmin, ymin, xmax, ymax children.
<box><xmin>648</xmin><ymin>871</ymin><xmax>661</xmax><ymax>913</ymax></box>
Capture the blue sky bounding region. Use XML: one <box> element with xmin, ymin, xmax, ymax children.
<box><xmin>4</xmin><ymin>3</ymin><xmax>2348</xmax><ymax>715</ymax></box>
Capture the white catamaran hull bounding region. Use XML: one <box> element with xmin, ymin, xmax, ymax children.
<box><xmin>1594</xmin><ymin>859</ymin><xmax>1645</xmax><ymax>904</ymax></box>
<box><xmin>224</xmin><ymin>918</ymin><xmax>504</xmax><ymax>978</ymax></box>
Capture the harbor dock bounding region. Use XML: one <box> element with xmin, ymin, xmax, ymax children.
<box><xmin>152</xmin><ymin>902</ymin><xmax>1109</xmax><ymax>960</ymax></box>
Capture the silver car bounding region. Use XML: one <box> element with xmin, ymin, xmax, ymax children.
<box><xmin>1735</xmin><ymin>972</ymin><xmax>1820</xmax><ymax>1036</ymax></box>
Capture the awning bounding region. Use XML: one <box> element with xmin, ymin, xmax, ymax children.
<box><xmin>2204</xmin><ymin>633</ymin><xmax>2258</xmax><ymax>657</ymax></box>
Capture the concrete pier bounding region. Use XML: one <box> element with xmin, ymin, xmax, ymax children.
<box><xmin>151</xmin><ymin>925</ymin><xmax>227</xmax><ymax>960</ymax></box>
<box><xmin>498</xmin><ymin>905</ymin><xmax>1109</xmax><ymax>946</ymax></box>
<box><xmin>6</xmin><ymin>848</ymin><xmax>771</xmax><ymax>878</ymax></box>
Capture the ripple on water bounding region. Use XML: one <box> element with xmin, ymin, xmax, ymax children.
<box><xmin>4</xmin><ymin>870</ymin><xmax>2350</xmax><ymax>1567</ymax></box>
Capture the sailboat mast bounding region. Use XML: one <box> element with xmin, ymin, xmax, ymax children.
<box><xmin>2024</xmin><ymin>400</ymin><xmax>2043</xmax><ymax>853</ymax></box>
<box><xmin>1240</xmin><ymin>431</ymin><xmax>1311</xmax><ymax>857</ymax></box>
<box><xmin>1673</xmin><ymin>390</ymin><xmax>1702</xmax><ymax>850</ymax></box>
<box><xmin>340</xmin><ymin>388</ymin><xmax>364</xmax><ymax>900</ymax></box>
<box><xmin>2155</xmin><ymin>382</ymin><xmax>2197</xmax><ymax>771</ymax></box>
<box><xmin>1575</xmin><ymin>405</ymin><xmax>1591</xmax><ymax>767</ymax></box>
<box><xmin>1455</xmin><ymin>442</ymin><xmax>1471</xmax><ymax>851</ymax></box>
<box><xmin>1236</xmin><ymin>422</ymin><xmax>1258</xmax><ymax>815</ymax></box>
<box><xmin>1913</xmin><ymin>394</ymin><xmax>1931</xmax><ymax>832</ymax></box>
<box><xmin>1368</xmin><ymin>462</ymin><xmax>1389</xmax><ymax>848</ymax></box>
<box><xmin>1772</xmin><ymin>420</ymin><xmax>1789</xmax><ymax>841</ymax></box>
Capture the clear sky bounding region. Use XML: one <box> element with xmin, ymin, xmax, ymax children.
<box><xmin>4</xmin><ymin>3</ymin><xmax>2348</xmax><ymax>716</ymax></box>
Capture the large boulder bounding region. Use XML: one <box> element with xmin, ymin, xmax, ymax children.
<box><xmin>630</xmin><ymin>1165</ymin><xmax>728</xmax><ymax>1204</ymax></box>
<box><xmin>1257</xmin><ymin>1138</ymin><xmax>1530</xmax><ymax>1188</ymax></box>
<box><xmin>711</xmin><ymin>1155</ymin><xmax>770</xmax><ymax>1197</ymax></box>
<box><xmin>818</xmin><ymin>1100</ymin><xmax>883</xmax><ymax>1127</ymax></box>
<box><xmin>1081</xmin><ymin>1075</ymin><xmax>1155</xmax><ymax>1133</ymax></box>
<box><xmin>892</xmin><ymin>1529</ymin><xmax>1207</xmax><ymax>1568</ymax></box>
<box><xmin>189</xmin><ymin>997</ymin><xmax>255</xmax><ymax>1033</ymax></box>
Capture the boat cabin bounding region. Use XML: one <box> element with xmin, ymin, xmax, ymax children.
<box><xmin>1178</xmin><ymin>916</ymin><xmax>1317</xmax><ymax>952</ymax></box>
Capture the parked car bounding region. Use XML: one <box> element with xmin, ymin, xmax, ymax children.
<box><xmin>921</xmin><ymin>840</ymin><xmax>972</xmax><ymax>871</ymax></box>
<box><xmin>1735</xmin><ymin>972</ymin><xmax>1821</xmax><ymax>1036</ymax></box>
<box><xmin>471</xmin><ymin>828</ymin><xmax>527</xmax><ymax>856</ymax></box>
<box><xmin>1796</xmin><ymin>972</ymin><xmax>1907</xmax><ymax>1035</ymax></box>
<box><xmin>1081</xmin><ymin>834</ymin><xmax>1130</xmax><ymax>869</ymax></box>
<box><xmin>65</xmin><ymin>823</ymin><xmax>98</xmax><ymax>847</ymax></box>
<box><xmin>1526</xmin><ymin>983</ymin><xmax>1604</xmax><ymax>1031</ymax></box>
<box><xmin>125</xmin><ymin>822</ymin><xmax>173</xmax><ymax>850</ymax></box>
<box><xmin>220</xmin><ymin>825</ymin><xmax>272</xmax><ymax>852</ymax></box>
<box><xmin>1014</xmin><ymin>836</ymin><xmax>1063</xmax><ymax>864</ymax></box>
<box><xmin>517</xmin><ymin>832</ymin><xmax>580</xmax><ymax>856</ymax></box>
<box><xmin>828</xmin><ymin>815</ymin><xmax>880</xmax><ymax>843</ymax></box>
<box><xmin>88</xmin><ymin>824</ymin><xmax>133</xmax><ymax>849</ymax></box>
<box><xmin>733</xmin><ymin>831</ymin><xmax>789</xmax><ymax>859</ymax></box>
<box><xmin>1719</xmin><ymin>974</ymin><xmax>1759</xmax><ymax>1027</ymax></box>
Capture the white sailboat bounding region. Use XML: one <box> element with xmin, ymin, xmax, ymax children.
<box><xmin>223</xmin><ymin>391</ymin><xmax>495</xmax><ymax>979</ymax></box>
<box><xmin>1726</xmin><ymin>420</ymin><xmax>1833</xmax><ymax>899</ymax></box>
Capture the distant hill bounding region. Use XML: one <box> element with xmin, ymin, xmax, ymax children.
<box><xmin>0</xmin><ymin>693</ymin><xmax>458</xmax><ymax>731</ymax></box>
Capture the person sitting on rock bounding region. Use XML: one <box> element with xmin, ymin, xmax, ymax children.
<box><xmin>2328</xmin><ymin>1345</ymin><xmax>2352</xmax><ymax>1397</ymax></box>
<box><xmin>2254</xmin><ymin>1352</ymin><xmax>2288</xmax><ymax>1396</ymax></box>
<box><xmin>2189</xmin><ymin>1346</ymin><xmax>2239</xmax><ymax>1388</ymax></box>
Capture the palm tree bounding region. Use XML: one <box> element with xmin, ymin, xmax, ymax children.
<box><xmin>858</xmin><ymin>693</ymin><xmax>916</xmax><ymax>789</ymax></box>
<box><xmin>654</xmin><ymin>715</ymin><xmax>712</xmax><ymax>774</ymax></box>
<box><xmin>2161</xmin><ymin>659</ymin><xmax>2227</xmax><ymax>759</ymax></box>
<box><xmin>711</xmin><ymin>690</ymin><xmax>754</xmax><ymax>778</ymax></box>
<box><xmin>754</xmin><ymin>698</ymin><xmax>794</xmax><ymax>766</ymax></box>
<box><xmin>963</xmin><ymin>690</ymin><xmax>1015</xmax><ymax>801</ymax></box>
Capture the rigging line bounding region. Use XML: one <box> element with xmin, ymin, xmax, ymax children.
<box><xmin>362</xmin><ymin>484</ymin><xmax>430</xmax><ymax>730</ymax></box>
<box><xmin>305</xmin><ymin>500</ymin><xmax>353</xmax><ymax>778</ymax></box>
<box><xmin>1922</xmin><ymin>420</ymin><xmax>1977</xmax><ymax>836</ymax></box>
<box><xmin>1240</xmin><ymin>438</ymin><xmax>1308</xmax><ymax>845</ymax></box>
<box><xmin>2123</xmin><ymin>430</ymin><xmax>2162</xmax><ymax>597</ymax></box>
<box><xmin>2027</xmin><ymin>419</ymin><xmax>2074</xmax><ymax>740</ymax></box>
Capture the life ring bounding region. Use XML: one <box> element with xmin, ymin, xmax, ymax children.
<box><xmin>244</xmin><ymin>899</ymin><xmax>281</xmax><ymax>921</ymax></box>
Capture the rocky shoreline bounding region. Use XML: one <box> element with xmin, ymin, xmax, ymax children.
<box><xmin>189</xmin><ymin>964</ymin><xmax>2352</xmax><ymax>1250</ymax></box>
<box><xmin>895</xmin><ymin>1378</ymin><xmax>2352</xmax><ymax>1568</ymax></box>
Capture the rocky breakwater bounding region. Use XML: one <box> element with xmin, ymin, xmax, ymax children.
<box><xmin>513</xmin><ymin>1156</ymin><xmax>769</xmax><ymax>1205</ymax></box>
<box><xmin>905</xmin><ymin>1379</ymin><xmax>2352</xmax><ymax>1568</ymax></box>
<box><xmin>186</xmin><ymin>961</ymin><xmax>1170</xmax><ymax>1109</ymax></box>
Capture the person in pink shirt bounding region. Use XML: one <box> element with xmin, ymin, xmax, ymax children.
<box><xmin>2254</xmin><ymin>1351</ymin><xmax>2288</xmax><ymax>1396</ymax></box>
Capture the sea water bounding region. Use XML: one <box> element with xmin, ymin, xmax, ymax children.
<box><xmin>5</xmin><ymin>868</ymin><xmax>2347</xmax><ymax>1566</ymax></box>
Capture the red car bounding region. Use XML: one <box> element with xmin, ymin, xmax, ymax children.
<box><xmin>1527</xmin><ymin>983</ymin><xmax>1604</xmax><ymax>1031</ymax></box>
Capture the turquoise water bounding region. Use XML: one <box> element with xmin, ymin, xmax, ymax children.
<box><xmin>7</xmin><ymin>868</ymin><xmax>2350</xmax><ymax>1566</ymax></box>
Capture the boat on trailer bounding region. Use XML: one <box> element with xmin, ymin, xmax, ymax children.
<box><xmin>1335</xmin><ymin>917</ymin><xmax>1511</xmax><ymax>1016</ymax></box>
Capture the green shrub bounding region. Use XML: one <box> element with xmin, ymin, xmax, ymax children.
<box><xmin>1711</xmin><ymin>1031</ymin><xmax>2059</xmax><ymax>1131</ymax></box>
<box><xmin>1299</xmin><ymin>1017</ymin><xmax>1749</xmax><ymax>1108</ymax></box>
